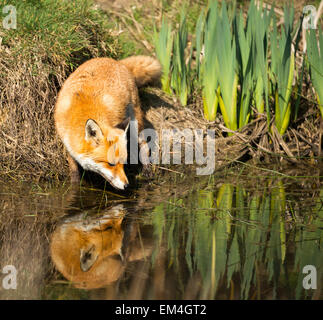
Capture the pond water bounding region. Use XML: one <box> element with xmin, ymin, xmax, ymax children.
<box><xmin>0</xmin><ymin>165</ymin><xmax>322</xmax><ymax>300</ymax></box>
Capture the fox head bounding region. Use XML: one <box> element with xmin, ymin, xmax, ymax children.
<box><xmin>82</xmin><ymin>117</ymin><xmax>130</xmax><ymax>190</ymax></box>
<box><xmin>50</xmin><ymin>203</ymin><xmax>154</xmax><ymax>289</ymax></box>
<box><xmin>50</xmin><ymin>214</ymin><xmax>125</xmax><ymax>289</ymax></box>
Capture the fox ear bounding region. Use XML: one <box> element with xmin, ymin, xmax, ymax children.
<box><xmin>116</xmin><ymin>117</ymin><xmax>130</xmax><ymax>133</ymax></box>
<box><xmin>85</xmin><ymin>119</ymin><xmax>103</xmax><ymax>143</ymax></box>
<box><xmin>80</xmin><ymin>245</ymin><xmax>98</xmax><ymax>272</ymax></box>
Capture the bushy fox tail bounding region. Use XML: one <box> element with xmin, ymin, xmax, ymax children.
<box><xmin>121</xmin><ymin>55</ymin><xmax>161</xmax><ymax>88</ymax></box>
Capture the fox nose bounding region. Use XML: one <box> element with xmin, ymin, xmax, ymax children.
<box><xmin>124</xmin><ymin>183</ymin><xmax>129</xmax><ymax>189</ymax></box>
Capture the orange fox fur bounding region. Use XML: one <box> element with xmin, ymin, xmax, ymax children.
<box><xmin>54</xmin><ymin>56</ymin><xmax>161</xmax><ymax>189</ymax></box>
<box><xmin>50</xmin><ymin>208</ymin><xmax>153</xmax><ymax>289</ymax></box>
<box><xmin>50</xmin><ymin>215</ymin><xmax>125</xmax><ymax>289</ymax></box>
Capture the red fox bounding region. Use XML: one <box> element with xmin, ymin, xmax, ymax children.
<box><xmin>50</xmin><ymin>213</ymin><xmax>125</xmax><ymax>289</ymax></box>
<box><xmin>54</xmin><ymin>56</ymin><xmax>161</xmax><ymax>189</ymax></box>
<box><xmin>50</xmin><ymin>206</ymin><xmax>153</xmax><ymax>289</ymax></box>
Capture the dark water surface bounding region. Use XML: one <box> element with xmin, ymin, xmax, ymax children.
<box><xmin>0</xmin><ymin>166</ymin><xmax>322</xmax><ymax>300</ymax></box>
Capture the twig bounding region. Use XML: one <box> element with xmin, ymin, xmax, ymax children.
<box><xmin>272</xmin><ymin>125</ymin><xmax>298</xmax><ymax>163</ymax></box>
<box><xmin>156</xmin><ymin>166</ymin><xmax>183</xmax><ymax>175</ymax></box>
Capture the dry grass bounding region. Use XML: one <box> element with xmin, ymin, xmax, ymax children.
<box><xmin>0</xmin><ymin>48</ymin><xmax>67</xmax><ymax>180</ymax></box>
<box><xmin>141</xmin><ymin>88</ymin><xmax>322</xmax><ymax>171</ymax></box>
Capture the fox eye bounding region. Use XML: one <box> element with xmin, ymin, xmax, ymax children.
<box><xmin>108</xmin><ymin>162</ymin><xmax>116</xmax><ymax>167</ymax></box>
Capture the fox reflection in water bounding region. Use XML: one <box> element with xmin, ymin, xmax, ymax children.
<box><xmin>50</xmin><ymin>204</ymin><xmax>153</xmax><ymax>289</ymax></box>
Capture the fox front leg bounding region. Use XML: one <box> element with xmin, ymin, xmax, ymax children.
<box><xmin>139</xmin><ymin>139</ymin><xmax>154</xmax><ymax>178</ymax></box>
<box><xmin>67</xmin><ymin>154</ymin><xmax>80</xmax><ymax>184</ymax></box>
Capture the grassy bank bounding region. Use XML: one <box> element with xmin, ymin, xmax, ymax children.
<box><xmin>0</xmin><ymin>0</ymin><xmax>120</xmax><ymax>181</ymax></box>
<box><xmin>0</xmin><ymin>0</ymin><xmax>322</xmax><ymax>183</ymax></box>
